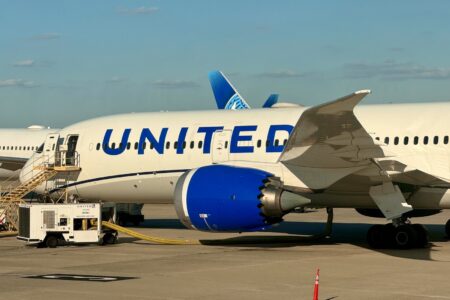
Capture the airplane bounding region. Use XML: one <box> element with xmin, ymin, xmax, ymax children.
<box><xmin>19</xmin><ymin>88</ymin><xmax>450</xmax><ymax>250</ymax></box>
<box><xmin>0</xmin><ymin>125</ymin><xmax>56</xmax><ymax>180</ymax></box>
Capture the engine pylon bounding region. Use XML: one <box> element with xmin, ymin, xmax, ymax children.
<box><xmin>313</xmin><ymin>268</ymin><xmax>320</xmax><ymax>300</ymax></box>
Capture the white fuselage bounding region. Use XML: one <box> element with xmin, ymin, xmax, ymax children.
<box><xmin>20</xmin><ymin>103</ymin><xmax>450</xmax><ymax>209</ymax></box>
<box><xmin>0</xmin><ymin>127</ymin><xmax>56</xmax><ymax>180</ymax></box>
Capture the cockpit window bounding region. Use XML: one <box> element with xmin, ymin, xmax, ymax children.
<box><xmin>36</xmin><ymin>143</ymin><xmax>44</xmax><ymax>153</ymax></box>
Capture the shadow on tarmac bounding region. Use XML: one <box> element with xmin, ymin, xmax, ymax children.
<box><xmin>126</xmin><ymin>218</ymin><xmax>449</xmax><ymax>261</ymax></box>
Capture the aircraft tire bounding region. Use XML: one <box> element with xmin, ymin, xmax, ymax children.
<box><xmin>393</xmin><ymin>225</ymin><xmax>418</xmax><ymax>249</ymax></box>
<box><xmin>445</xmin><ymin>219</ymin><xmax>450</xmax><ymax>238</ymax></box>
<box><xmin>367</xmin><ymin>225</ymin><xmax>387</xmax><ymax>248</ymax></box>
<box><xmin>411</xmin><ymin>224</ymin><xmax>429</xmax><ymax>248</ymax></box>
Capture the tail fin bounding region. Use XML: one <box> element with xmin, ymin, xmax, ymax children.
<box><xmin>208</xmin><ymin>71</ymin><xmax>251</xmax><ymax>110</ymax></box>
<box><xmin>262</xmin><ymin>94</ymin><xmax>279</xmax><ymax>108</ymax></box>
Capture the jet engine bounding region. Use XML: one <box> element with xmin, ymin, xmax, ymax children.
<box><xmin>174</xmin><ymin>165</ymin><xmax>310</xmax><ymax>232</ymax></box>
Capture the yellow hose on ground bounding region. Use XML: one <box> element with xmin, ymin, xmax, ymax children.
<box><xmin>102</xmin><ymin>209</ymin><xmax>333</xmax><ymax>245</ymax></box>
<box><xmin>102</xmin><ymin>221</ymin><xmax>201</xmax><ymax>245</ymax></box>
<box><xmin>0</xmin><ymin>231</ymin><xmax>18</xmax><ymax>238</ymax></box>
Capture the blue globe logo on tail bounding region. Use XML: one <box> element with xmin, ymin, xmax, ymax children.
<box><xmin>225</xmin><ymin>94</ymin><xmax>249</xmax><ymax>110</ymax></box>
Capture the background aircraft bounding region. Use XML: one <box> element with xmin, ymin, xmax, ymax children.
<box><xmin>0</xmin><ymin>126</ymin><xmax>55</xmax><ymax>180</ymax></box>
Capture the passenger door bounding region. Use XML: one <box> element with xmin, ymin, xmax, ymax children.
<box><xmin>43</xmin><ymin>133</ymin><xmax>60</xmax><ymax>165</ymax></box>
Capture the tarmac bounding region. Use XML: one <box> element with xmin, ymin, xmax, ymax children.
<box><xmin>2</xmin><ymin>204</ymin><xmax>450</xmax><ymax>300</ymax></box>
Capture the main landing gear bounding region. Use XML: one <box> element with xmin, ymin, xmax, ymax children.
<box><xmin>367</xmin><ymin>217</ymin><xmax>429</xmax><ymax>249</ymax></box>
<box><xmin>445</xmin><ymin>220</ymin><xmax>450</xmax><ymax>238</ymax></box>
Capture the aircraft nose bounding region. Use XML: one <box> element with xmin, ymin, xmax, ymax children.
<box><xmin>19</xmin><ymin>153</ymin><xmax>38</xmax><ymax>184</ymax></box>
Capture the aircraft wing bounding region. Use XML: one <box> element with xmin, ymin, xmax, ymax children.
<box><xmin>279</xmin><ymin>90</ymin><xmax>450</xmax><ymax>190</ymax></box>
<box><xmin>0</xmin><ymin>156</ymin><xmax>28</xmax><ymax>171</ymax></box>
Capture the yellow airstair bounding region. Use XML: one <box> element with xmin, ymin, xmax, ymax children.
<box><xmin>0</xmin><ymin>152</ymin><xmax>81</xmax><ymax>232</ymax></box>
<box><xmin>0</xmin><ymin>169</ymin><xmax>58</xmax><ymax>231</ymax></box>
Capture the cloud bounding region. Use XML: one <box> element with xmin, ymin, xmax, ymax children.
<box><xmin>118</xmin><ymin>6</ymin><xmax>159</xmax><ymax>15</ymax></box>
<box><xmin>13</xmin><ymin>60</ymin><xmax>35</xmax><ymax>67</ymax></box>
<box><xmin>0</xmin><ymin>79</ymin><xmax>38</xmax><ymax>88</ymax></box>
<box><xmin>32</xmin><ymin>33</ymin><xmax>61</xmax><ymax>40</ymax></box>
<box><xmin>255</xmin><ymin>70</ymin><xmax>308</xmax><ymax>79</ymax></box>
<box><xmin>106</xmin><ymin>76</ymin><xmax>127</xmax><ymax>83</ymax></box>
<box><xmin>343</xmin><ymin>60</ymin><xmax>450</xmax><ymax>80</ymax></box>
<box><xmin>152</xmin><ymin>80</ymin><xmax>199</xmax><ymax>89</ymax></box>
<box><xmin>388</xmin><ymin>47</ymin><xmax>405</xmax><ymax>52</ymax></box>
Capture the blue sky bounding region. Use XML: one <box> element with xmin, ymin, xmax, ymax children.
<box><xmin>1</xmin><ymin>0</ymin><xmax>450</xmax><ymax>127</ymax></box>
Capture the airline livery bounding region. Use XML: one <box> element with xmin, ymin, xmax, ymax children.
<box><xmin>19</xmin><ymin>73</ymin><xmax>450</xmax><ymax>249</ymax></box>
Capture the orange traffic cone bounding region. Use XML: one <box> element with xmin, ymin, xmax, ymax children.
<box><xmin>313</xmin><ymin>268</ymin><xmax>320</xmax><ymax>300</ymax></box>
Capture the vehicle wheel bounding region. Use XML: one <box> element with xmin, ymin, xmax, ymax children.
<box><xmin>445</xmin><ymin>219</ymin><xmax>450</xmax><ymax>238</ymax></box>
<box><xmin>132</xmin><ymin>220</ymin><xmax>140</xmax><ymax>226</ymax></box>
<box><xmin>393</xmin><ymin>225</ymin><xmax>418</xmax><ymax>249</ymax></box>
<box><xmin>367</xmin><ymin>225</ymin><xmax>387</xmax><ymax>248</ymax></box>
<box><xmin>103</xmin><ymin>233</ymin><xmax>117</xmax><ymax>245</ymax></box>
<box><xmin>412</xmin><ymin>224</ymin><xmax>429</xmax><ymax>248</ymax></box>
<box><xmin>45</xmin><ymin>235</ymin><xmax>58</xmax><ymax>248</ymax></box>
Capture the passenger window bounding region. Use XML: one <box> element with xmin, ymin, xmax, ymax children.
<box><xmin>111</xmin><ymin>143</ymin><xmax>116</xmax><ymax>149</ymax></box>
<box><xmin>198</xmin><ymin>141</ymin><xmax>203</xmax><ymax>149</ymax></box>
<box><xmin>434</xmin><ymin>136</ymin><xmax>439</xmax><ymax>145</ymax></box>
<box><xmin>134</xmin><ymin>142</ymin><xmax>138</xmax><ymax>150</ymax></box>
<box><xmin>445</xmin><ymin>136</ymin><xmax>449</xmax><ymax>145</ymax></box>
<box><xmin>142</xmin><ymin>142</ymin><xmax>146</xmax><ymax>149</ymax></box>
<box><xmin>190</xmin><ymin>141</ymin><xmax>194</xmax><ymax>149</ymax></box>
<box><xmin>166</xmin><ymin>142</ymin><xmax>170</xmax><ymax>149</ymax></box>
<box><xmin>404</xmin><ymin>137</ymin><xmax>409</xmax><ymax>145</ymax></box>
<box><xmin>174</xmin><ymin>141</ymin><xmax>178</xmax><ymax>149</ymax></box>
<box><xmin>375</xmin><ymin>137</ymin><xmax>380</xmax><ymax>141</ymax></box>
<box><xmin>424</xmin><ymin>136</ymin><xmax>429</xmax><ymax>145</ymax></box>
<box><xmin>384</xmin><ymin>137</ymin><xmax>389</xmax><ymax>145</ymax></box>
<box><xmin>150</xmin><ymin>143</ymin><xmax>154</xmax><ymax>149</ymax></box>
<box><xmin>283</xmin><ymin>139</ymin><xmax>288</xmax><ymax>146</ymax></box>
<box><xmin>394</xmin><ymin>137</ymin><xmax>399</xmax><ymax>145</ymax></box>
<box><xmin>266</xmin><ymin>140</ymin><xmax>271</xmax><ymax>147</ymax></box>
<box><xmin>183</xmin><ymin>141</ymin><xmax>186</xmax><ymax>149</ymax></box>
<box><xmin>224</xmin><ymin>141</ymin><xmax>228</xmax><ymax>149</ymax></box>
<box><xmin>96</xmin><ymin>143</ymin><xmax>100</xmax><ymax>151</ymax></box>
<box><xmin>275</xmin><ymin>139</ymin><xmax>279</xmax><ymax>146</ymax></box>
<box><xmin>19</xmin><ymin>146</ymin><xmax>22</xmax><ymax>150</ymax></box>
<box><xmin>257</xmin><ymin>140</ymin><xmax>262</xmax><ymax>148</ymax></box>
<box><xmin>414</xmin><ymin>136</ymin><xmax>419</xmax><ymax>145</ymax></box>
<box><xmin>127</xmin><ymin>142</ymin><xmax>131</xmax><ymax>150</ymax></box>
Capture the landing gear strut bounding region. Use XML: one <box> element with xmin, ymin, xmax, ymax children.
<box><xmin>367</xmin><ymin>218</ymin><xmax>428</xmax><ymax>249</ymax></box>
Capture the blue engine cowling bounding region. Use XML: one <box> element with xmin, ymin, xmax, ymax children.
<box><xmin>174</xmin><ymin>165</ymin><xmax>282</xmax><ymax>232</ymax></box>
